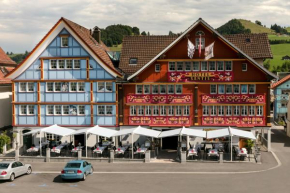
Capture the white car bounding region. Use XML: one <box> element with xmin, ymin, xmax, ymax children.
<box><xmin>0</xmin><ymin>161</ymin><xmax>32</xmax><ymax>182</ymax></box>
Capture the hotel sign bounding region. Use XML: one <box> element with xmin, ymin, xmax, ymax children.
<box><xmin>129</xmin><ymin>116</ymin><xmax>191</xmax><ymax>126</ymax></box>
<box><xmin>202</xmin><ymin>116</ymin><xmax>265</xmax><ymax>126</ymax></box>
<box><xmin>202</xmin><ymin>94</ymin><xmax>265</xmax><ymax>104</ymax></box>
<box><xmin>168</xmin><ymin>72</ymin><xmax>233</xmax><ymax>82</ymax></box>
<box><xmin>126</xmin><ymin>94</ymin><xmax>192</xmax><ymax>104</ymax></box>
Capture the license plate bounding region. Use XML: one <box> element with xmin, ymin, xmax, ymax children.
<box><xmin>67</xmin><ymin>171</ymin><xmax>74</xmax><ymax>174</ymax></box>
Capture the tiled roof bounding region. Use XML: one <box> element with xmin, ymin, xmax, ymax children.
<box><xmin>223</xmin><ymin>33</ymin><xmax>273</xmax><ymax>59</ymax></box>
<box><xmin>119</xmin><ymin>33</ymin><xmax>273</xmax><ymax>76</ymax></box>
<box><xmin>0</xmin><ymin>47</ymin><xmax>16</xmax><ymax>66</ymax></box>
<box><xmin>119</xmin><ymin>35</ymin><xmax>178</xmax><ymax>75</ymax></box>
<box><xmin>0</xmin><ymin>66</ymin><xmax>13</xmax><ymax>84</ymax></box>
<box><xmin>62</xmin><ymin>18</ymin><xmax>121</xmax><ymax>76</ymax></box>
<box><xmin>271</xmin><ymin>74</ymin><xmax>290</xmax><ymax>89</ymax></box>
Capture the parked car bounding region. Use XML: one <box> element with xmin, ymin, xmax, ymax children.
<box><xmin>0</xmin><ymin>161</ymin><xmax>32</xmax><ymax>182</ymax></box>
<box><xmin>61</xmin><ymin>160</ymin><xmax>93</xmax><ymax>181</ymax></box>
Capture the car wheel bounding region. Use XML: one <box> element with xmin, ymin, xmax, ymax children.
<box><xmin>27</xmin><ymin>167</ymin><xmax>32</xmax><ymax>175</ymax></box>
<box><xmin>9</xmin><ymin>173</ymin><xmax>15</xmax><ymax>182</ymax></box>
<box><xmin>82</xmin><ymin>173</ymin><xmax>86</xmax><ymax>181</ymax></box>
<box><xmin>90</xmin><ymin>167</ymin><xmax>94</xmax><ymax>174</ymax></box>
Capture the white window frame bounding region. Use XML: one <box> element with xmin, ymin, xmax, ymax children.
<box><xmin>211</xmin><ymin>106</ymin><xmax>217</xmax><ymax>116</ymax></box>
<box><xmin>27</xmin><ymin>105</ymin><xmax>35</xmax><ymax>115</ymax></box>
<box><xmin>241</xmin><ymin>85</ymin><xmax>248</xmax><ymax>94</ymax></box>
<box><xmin>242</xmin><ymin>63</ymin><xmax>247</xmax><ymax>71</ymax></box>
<box><xmin>54</xmin><ymin>82</ymin><xmax>62</xmax><ymax>92</ymax></box>
<box><xmin>73</xmin><ymin>60</ymin><xmax>80</xmax><ymax>69</ymax></box>
<box><xmin>168</xmin><ymin>106</ymin><xmax>174</xmax><ymax>116</ymax></box>
<box><xmin>98</xmin><ymin>105</ymin><xmax>105</xmax><ymax>115</ymax></box>
<box><xmin>106</xmin><ymin>105</ymin><xmax>113</xmax><ymax>115</ymax></box>
<box><xmin>153</xmin><ymin>106</ymin><xmax>159</xmax><ymax>116</ymax></box>
<box><xmin>249</xmin><ymin>84</ymin><xmax>256</xmax><ymax>94</ymax></box>
<box><xmin>218</xmin><ymin>106</ymin><xmax>224</xmax><ymax>116</ymax></box>
<box><xmin>152</xmin><ymin>85</ymin><xmax>159</xmax><ymax>94</ymax></box>
<box><xmin>249</xmin><ymin>106</ymin><xmax>255</xmax><ymax>116</ymax></box>
<box><xmin>226</xmin><ymin>85</ymin><xmax>232</xmax><ymax>94</ymax></box>
<box><xmin>233</xmin><ymin>84</ymin><xmax>240</xmax><ymax>94</ymax></box>
<box><xmin>145</xmin><ymin>106</ymin><xmax>151</xmax><ymax>116</ymax></box>
<box><xmin>97</xmin><ymin>82</ymin><xmax>105</xmax><ymax>92</ymax></box>
<box><xmin>225</xmin><ymin>61</ymin><xmax>232</xmax><ymax>71</ymax></box>
<box><xmin>70</xmin><ymin>82</ymin><xmax>77</xmax><ymax>92</ymax></box>
<box><xmin>183</xmin><ymin>106</ymin><xmax>189</xmax><ymax>116</ymax></box>
<box><xmin>175</xmin><ymin>85</ymin><xmax>182</xmax><ymax>94</ymax></box>
<box><xmin>137</xmin><ymin>106</ymin><xmax>144</xmax><ymax>116</ymax></box>
<box><xmin>54</xmin><ymin>105</ymin><xmax>62</xmax><ymax>115</ymax></box>
<box><xmin>193</xmin><ymin>62</ymin><xmax>200</xmax><ymax>71</ymax></box>
<box><xmin>168</xmin><ymin>62</ymin><xmax>175</xmax><ymax>71</ymax></box>
<box><xmin>155</xmin><ymin>64</ymin><xmax>160</xmax><ymax>72</ymax></box>
<box><xmin>241</xmin><ymin>106</ymin><xmax>248</xmax><ymax>116</ymax></box>
<box><xmin>210</xmin><ymin>84</ymin><xmax>217</xmax><ymax>94</ymax></box>
<box><xmin>47</xmin><ymin>105</ymin><xmax>54</xmax><ymax>115</ymax></box>
<box><xmin>78</xmin><ymin>105</ymin><xmax>85</xmax><ymax>115</ymax></box>
<box><xmin>27</xmin><ymin>82</ymin><xmax>34</xmax><ymax>92</ymax></box>
<box><xmin>58</xmin><ymin>59</ymin><xmax>65</xmax><ymax>69</ymax></box>
<box><xmin>19</xmin><ymin>82</ymin><xmax>27</xmax><ymax>92</ymax></box>
<box><xmin>78</xmin><ymin>82</ymin><xmax>85</xmax><ymax>92</ymax></box>
<box><xmin>226</xmin><ymin>106</ymin><xmax>232</xmax><ymax>116</ymax></box>
<box><xmin>203</xmin><ymin>106</ymin><xmax>209</xmax><ymax>116</ymax></box>
<box><xmin>218</xmin><ymin>85</ymin><xmax>225</xmax><ymax>94</ymax></box>
<box><xmin>201</xmin><ymin>61</ymin><xmax>208</xmax><ymax>71</ymax></box>
<box><xmin>167</xmin><ymin>85</ymin><xmax>174</xmax><ymax>94</ymax></box>
<box><xmin>136</xmin><ymin>85</ymin><xmax>143</xmax><ymax>94</ymax></box>
<box><xmin>257</xmin><ymin>106</ymin><xmax>263</xmax><ymax>116</ymax></box>
<box><xmin>50</xmin><ymin>60</ymin><xmax>57</xmax><ymax>69</ymax></box>
<box><xmin>233</xmin><ymin>106</ymin><xmax>240</xmax><ymax>116</ymax></box>
<box><xmin>160</xmin><ymin>106</ymin><xmax>166</xmax><ymax>116</ymax></box>
<box><xmin>195</xmin><ymin>38</ymin><xmax>205</xmax><ymax>49</ymax></box>
<box><xmin>177</xmin><ymin>62</ymin><xmax>184</xmax><ymax>71</ymax></box>
<box><xmin>217</xmin><ymin>61</ymin><xmax>224</xmax><ymax>71</ymax></box>
<box><xmin>175</xmin><ymin>106</ymin><xmax>182</xmax><ymax>116</ymax></box>
<box><xmin>209</xmin><ymin>61</ymin><xmax>216</xmax><ymax>71</ymax></box>
<box><xmin>160</xmin><ymin>85</ymin><xmax>166</xmax><ymax>94</ymax></box>
<box><xmin>66</xmin><ymin>59</ymin><xmax>73</xmax><ymax>69</ymax></box>
<box><xmin>185</xmin><ymin>62</ymin><xmax>191</xmax><ymax>71</ymax></box>
<box><xmin>62</xmin><ymin>105</ymin><xmax>70</xmax><ymax>115</ymax></box>
<box><xmin>20</xmin><ymin>105</ymin><xmax>27</xmax><ymax>115</ymax></box>
<box><xmin>61</xmin><ymin>36</ymin><xmax>69</xmax><ymax>47</ymax></box>
<box><xmin>46</xmin><ymin>82</ymin><xmax>54</xmax><ymax>92</ymax></box>
<box><xmin>143</xmin><ymin>85</ymin><xmax>150</xmax><ymax>94</ymax></box>
<box><xmin>130</xmin><ymin>106</ymin><xmax>136</xmax><ymax>116</ymax></box>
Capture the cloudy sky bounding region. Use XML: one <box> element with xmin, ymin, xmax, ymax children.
<box><xmin>0</xmin><ymin>0</ymin><xmax>289</xmax><ymax>53</ymax></box>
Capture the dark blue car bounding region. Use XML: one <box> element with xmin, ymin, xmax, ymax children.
<box><xmin>61</xmin><ymin>160</ymin><xmax>93</xmax><ymax>181</ymax></box>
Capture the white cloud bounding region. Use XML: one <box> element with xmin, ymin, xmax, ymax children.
<box><xmin>0</xmin><ymin>0</ymin><xmax>289</xmax><ymax>52</ymax></box>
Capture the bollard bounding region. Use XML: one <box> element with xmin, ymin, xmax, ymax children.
<box><xmin>256</xmin><ymin>152</ymin><xmax>261</xmax><ymax>164</ymax></box>
<box><xmin>219</xmin><ymin>152</ymin><xmax>223</xmax><ymax>163</ymax></box>
<box><xmin>77</xmin><ymin>150</ymin><xmax>82</xmax><ymax>160</ymax></box>
<box><xmin>155</xmin><ymin>147</ymin><xmax>159</xmax><ymax>158</ymax></box>
<box><xmin>145</xmin><ymin>150</ymin><xmax>150</xmax><ymax>163</ymax></box>
<box><xmin>3</xmin><ymin>144</ymin><xmax>7</xmax><ymax>155</ymax></box>
<box><xmin>181</xmin><ymin>151</ymin><xmax>186</xmax><ymax>164</ymax></box>
<box><xmin>110</xmin><ymin>150</ymin><xmax>115</xmax><ymax>163</ymax></box>
<box><xmin>46</xmin><ymin>148</ymin><xmax>50</xmax><ymax>162</ymax></box>
<box><xmin>15</xmin><ymin>149</ymin><xmax>19</xmax><ymax>161</ymax></box>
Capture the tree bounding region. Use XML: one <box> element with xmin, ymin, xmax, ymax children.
<box><xmin>263</xmin><ymin>60</ymin><xmax>270</xmax><ymax>70</ymax></box>
<box><xmin>141</xmin><ymin>31</ymin><xmax>147</xmax><ymax>35</ymax></box>
<box><xmin>271</xmin><ymin>23</ymin><xmax>288</xmax><ymax>34</ymax></box>
<box><xmin>6</xmin><ymin>51</ymin><xmax>9</xmax><ymax>55</ymax></box>
<box><xmin>217</xmin><ymin>19</ymin><xmax>251</xmax><ymax>35</ymax></box>
<box><xmin>147</xmin><ymin>31</ymin><xmax>150</xmax><ymax>36</ymax></box>
<box><xmin>169</xmin><ymin>31</ymin><xmax>175</xmax><ymax>36</ymax></box>
<box><xmin>0</xmin><ymin>132</ymin><xmax>11</xmax><ymax>154</ymax></box>
<box><xmin>132</xmin><ymin>27</ymin><xmax>140</xmax><ymax>35</ymax></box>
<box><xmin>255</xmin><ymin>20</ymin><xmax>262</xmax><ymax>26</ymax></box>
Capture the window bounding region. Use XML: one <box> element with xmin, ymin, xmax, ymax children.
<box><xmin>106</xmin><ymin>106</ymin><xmax>113</xmax><ymax>115</ymax></box>
<box><xmin>129</xmin><ymin>58</ymin><xmax>138</xmax><ymax>64</ymax></box>
<box><xmin>233</xmin><ymin>106</ymin><xmax>240</xmax><ymax>116</ymax></box>
<box><xmin>257</xmin><ymin>106</ymin><xmax>263</xmax><ymax>116</ymax></box>
<box><xmin>218</xmin><ymin>106</ymin><xmax>224</xmax><ymax>116</ymax></box>
<box><xmin>50</xmin><ymin>60</ymin><xmax>57</xmax><ymax>69</ymax></box>
<box><xmin>218</xmin><ymin>85</ymin><xmax>225</xmax><ymax>94</ymax></box>
<box><xmin>225</xmin><ymin>61</ymin><xmax>232</xmax><ymax>71</ymax></box>
<box><xmin>78</xmin><ymin>82</ymin><xmax>85</xmax><ymax>92</ymax></box>
<box><xmin>160</xmin><ymin>85</ymin><xmax>166</xmax><ymax>94</ymax></box>
<box><xmin>233</xmin><ymin>85</ymin><xmax>240</xmax><ymax>94</ymax></box>
<box><xmin>27</xmin><ymin>83</ymin><xmax>34</xmax><ymax>92</ymax></box>
<box><xmin>138</xmin><ymin>106</ymin><xmax>144</xmax><ymax>116</ymax></box>
<box><xmin>249</xmin><ymin>84</ymin><xmax>255</xmax><ymax>94</ymax></box>
<box><xmin>177</xmin><ymin>62</ymin><xmax>183</xmax><ymax>71</ymax></box>
<box><xmin>176</xmin><ymin>85</ymin><xmax>182</xmax><ymax>94</ymax></box>
<box><xmin>226</xmin><ymin>106</ymin><xmax>232</xmax><ymax>116</ymax></box>
<box><xmin>74</xmin><ymin>60</ymin><xmax>80</xmax><ymax>69</ymax></box>
<box><xmin>203</xmin><ymin>106</ymin><xmax>209</xmax><ymax>116</ymax></box>
<box><xmin>145</xmin><ymin>106</ymin><xmax>151</xmax><ymax>116</ymax></box>
<box><xmin>201</xmin><ymin>61</ymin><xmax>208</xmax><ymax>71</ymax></box>
<box><xmin>70</xmin><ymin>82</ymin><xmax>77</xmax><ymax>92</ymax></box>
<box><xmin>168</xmin><ymin>106</ymin><xmax>174</xmax><ymax>116</ymax></box>
<box><xmin>242</xmin><ymin>63</ymin><xmax>247</xmax><ymax>71</ymax></box>
<box><xmin>195</xmin><ymin>38</ymin><xmax>205</xmax><ymax>49</ymax></box>
<box><xmin>20</xmin><ymin>105</ymin><xmax>27</xmax><ymax>115</ymax></box>
<box><xmin>176</xmin><ymin>106</ymin><xmax>182</xmax><ymax>116</ymax></box>
<box><xmin>184</xmin><ymin>106</ymin><xmax>189</xmax><ymax>116</ymax></box>
<box><xmin>63</xmin><ymin>105</ymin><xmax>69</xmax><ymax>115</ymax></box>
<box><xmin>168</xmin><ymin>85</ymin><xmax>174</xmax><ymax>94</ymax></box>
<box><xmin>98</xmin><ymin>82</ymin><xmax>105</xmax><ymax>92</ymax></box>
<box><xmin>66</xmin><ymin>60</ymin><xmax>73</xmax><ymax>69</ymax></box>
<box><xmin>152</xmin><ymin>85</ymin><xmax>158</xmax><ymax>94</ymax></box>
<box><xmin>241</xmin><ymin>106</ymin><xmax>248</xmax><ymax>116</ymax></box>
<box><xmin>185</xmin><ymin>62</ymin><xmax>191</xmax><ymax>71</ymax></box>
<box><xmin>155</xmin><ymin>64</ymin><xmax>160</xmax><ymax>72</ymax></box>
<box><xmin>241</xmin><ymin>85</ymin><xmax>248</xmax><ymax>94</ymax></box>
<box><xmin>98</xmin><ymin>106</ymin><xmax>105</xmax><ymax>115</ymax></box>
<box><xmin>27</xmin><ymin>105</ymin><xmax>34</xmax><ymax>115</ymax></box>
<box><xmin>217</xmin><ymin>61</ymin><xmax>224</xmax><ymax>71</ymax></box>
<box><xmin>143</xmin><ymin>85</ymin><xmax>150</xmax><ymax>94</ymax></box>
<box><xmin>105</xmin><ymin>82</ymin><xmax>113</xmax><ymax>92</ymax></box>
<box><xmin>160</xmin><ymin>106</ymin><xmax>166</xmax><ymax>116</ymax></box>
<box><xmin>209</xmin><ymin>61</ymin><xmax>216</xmax><ymax>71</ymax></box>
<box><xmin>193</xmin><ymin>62</ymin><xmax>199</xmax><ymax>71</ymax></box>
<box><xmin>20</xmin><ymin>83</ymin><xmax>27</xmax><ymax>92</ymax></box>
<box><xmin>55</xmin><ymin>105</ymin><xmax>62</xmax><ymax>115</ymax></box>
<box><xmin>136</xmin><ymin>85</ymin><xmax>143</xmax><ymax>94</ymax></box>
<box><xmin>47</xmin><ymin>105</ymin><xmax>54</xmax><ymax>115</ymax></box>
<box><xmin>61</xmin><ymin>82</ymin><xmax>69</xmax><ymax>92</ymax></box>
<box><xmin>153</xmin><ymin>106</ymin><xmax>159</xmax><ymax>116</ymax></box>
<box><xmin>226</xmin><ymin>85</ymin><xmax>232</xmax><ymax>94</ymax></box>
<box><xmin>47</xmin><ymin>83</ymin><xmax>54</xmax><ymax>92</ymax></box>
<box><xmin>78</xmin><ymin>105</ymin><xmax>85</xmax><ymax>115</ymax></box>
<box><xmin>169</xmin><ymin>62</ymin><xmax>175</xmax><ymax>71</ymax></box>
<box><xmin>58</xmin><ymin>60</ymin><xmax>65</xmax><ymax>69</ymax></box>
<box><xmin>210</xmin><ymin>85</ymin><xmax>217</xmax><ymax>94</ymax></box>
<box><xmin>55</xmin><ymin>82</ymin><xmax>61</xmax><ymax>92</ymax></box>
<box><xmin>211</xmin><ymin>106</ymin><xmax>217</xmax><ymax>116</ymax></box>
<box><xmin>61</xmin><ymin>37</ymin><xmax>68</xmax><ymax>47</ymax></box>
<box><xmin>249</xmin><ymin>106</ymin><xmax>255</xmax><ymax>116</ymax></box>
<box><xmin>130</xmin><ymin>106</ymin><xmax>136</xmax><ymax>115</ymax></box>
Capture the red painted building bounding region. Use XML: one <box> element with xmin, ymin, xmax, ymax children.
<box><xmin>117</xmin><ymin>19</ymin><xmax>275</xmax><ymax>149</ymax></box>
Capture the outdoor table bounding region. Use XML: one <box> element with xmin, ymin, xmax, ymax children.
<box><xmin>187</xmin><ymin>148</ymin><xmax>198</xmax><ymax>158</ymax></box>
<box><xmin>207</xmin><ymin>149</ymin><xmax>219</xmax><ymax>157</ymax></box>
<box><xmin>51</xmin><ymin>143</ymin><xmax>68</xmax><ymax>154</ymax></box>
<box><xmin>71</xmin><ymin>146</ymin><xmax>84</xmax><ymax>153</ymax></box>
<box><xmin>27</xmin><ymin>146</ymin><xmax>40</xmax><ymax>153</ymax></box>
<box><xmin>102</xmin><ymin>141</ymin><xmax>112</xmax><ymax>146</ymax></box>
<box><xmin>93</xmin><ymin>146</ymin><xmax>108</xmax><ymax>154</ymax></box>
<box><xmin>235</xmin><ymin>147</ymin><xmax>248</xmax><ymax>160</ymax></box>
<box><xmin>115</xmin><ymin>145</ymin><xmax>130</xmax><ymax>158</ymax></box>
<box><xmin>134</xmin><ymin>147</ymin><xmax>147</xmax><ymax>159</ymax></box>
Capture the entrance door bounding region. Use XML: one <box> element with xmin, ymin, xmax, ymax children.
<box><xmin>74</xmin><ymin>134</ymin><xmax>85</xmax><ymax>147</ymax></box>
<box><xmin>162</xmin><ymin>136</ymin><xmax>178</xmax><ymax>150</ymax></box>
<box><xmin>22</xmin><ymin>130</ymin><xmax>32</xmax><ymax>148</ymax></box>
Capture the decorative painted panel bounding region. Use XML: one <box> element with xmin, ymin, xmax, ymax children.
<box><xmin>127</xmin><ymin>94</ymin><xmax>193</xmax><ymax>104</ymax></box>
<box><xmin>202</xmin><ymin>116</ymin><xmax>265</xmax><ymax>126</ymax></box>
<box><xmin>201</xmin><ymin>94</ymin><xmax>265</xmax><ymax>104</ymax></box>
<box><xmin>168</xmin><ymin>72</ymin><xmax>233</xmax><ymax>82</ymax></box>
<box><xmin>129</xmin><ymin>116</ymin><xmax>191</xmax><ymax>126</ymax></box>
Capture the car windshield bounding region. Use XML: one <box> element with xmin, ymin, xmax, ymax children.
<box><xmin>0</xmin><ymin>163</ymin><xmax>10</xmax><ymax>169</ymax></box>
<box><xmin>65</xmin><ymin>163</ymin><xmax>81</xmax><ymax>168</ymax></box>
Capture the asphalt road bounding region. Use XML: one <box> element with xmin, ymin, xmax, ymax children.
<box><xmin>0</xmin><ymin>126</ymin><xmax>289</xmax><ymax>193</ymax></box>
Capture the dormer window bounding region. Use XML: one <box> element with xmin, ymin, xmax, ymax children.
<box><xmin>245</xmin><ymin>38</ymin><xmax>251</xmax><ymax>43</ymax></box>
<box><xmin>61</xmin><ymin>37</ymin><xmax>69</xmax><ymax>47</ymax></box>
<box><xmin>129</xmin><ymin>58</ymin><xmax>138</xmax><ymax>65</ymax></box>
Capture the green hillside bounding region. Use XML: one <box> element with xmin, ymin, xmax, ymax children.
<box><xmin>286</xmin><ymin>27</ymin><xmax>290</xmax><ymax>33</ymax></box>
<box><xmin>238</xmin><ymin>19</ymin><xmax>275</xmax><ymax>34</ymax></box>
<box><xmin>265</xmin><ymin>44</ymin><xmax>290</xmax><ymax>70</ymax></box>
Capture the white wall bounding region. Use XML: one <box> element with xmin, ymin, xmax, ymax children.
<box><xmin>0</xmin><ymin>86</ymin><xmax>12</xmax><ymax>128</ymax></box>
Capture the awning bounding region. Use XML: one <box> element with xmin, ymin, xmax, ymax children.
<box><xmin>158</xmin><ymin>127</ymin><xmax>206</xmax><ymax>138</ymax></box>
<box><xmin>71</xmin><ymin>125</ymin><xmax>118</xmax><ymax>138</ymax></box>
<box><xmin>206</xmin><ymin>127</ymin><xmax>256</xmax><ymax>140</ymax></box>
<box><xmin>22</xmin><ymin>124</ymin><xmax>75</xmax><ymax>137</ymax></box>
<box><xmin>22</xmin><ymin>129</ymin><xmax>42</xmax><ymax>136</ymax></box>
<box><xmin>230</xmin><ymin>127</ymin><xmax>256</xmax><ymax>140</ymax></box>
<box><xmin>206</xmin><ymin>128</ymin><xmax>230</xmax><ymax>139</ymax></box>
<box><xmin>113</xmin><ymin>126</ymin><xmax>161</xmax><ymax>138</ymax></box>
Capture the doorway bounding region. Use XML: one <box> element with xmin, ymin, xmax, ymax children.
<box><xmin>162</xmin><ymin>136</ymin><xmax>178</xmax><ymax>150</ymax></box>
<box><xmin>22</xmin><ymin>130</ymin><xmax>32</xmax><ymax>148</ymax></box>
<box><xmin>74</xmin><ymin>134</ymin><xmax>85</xmax><ymax>147</ymax></box>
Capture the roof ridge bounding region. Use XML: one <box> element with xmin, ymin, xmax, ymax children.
<box><xmin>271</xmin><ymin>74</ymin><xmax>290</xmax><ymax>88</ymax></box>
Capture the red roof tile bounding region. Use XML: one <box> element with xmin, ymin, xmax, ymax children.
<box><xmin>271</xmin><ymin>74</ymin><xmax>290</xmax><ymax>89</ymax></box>
<box><xmin>0</xmin><ymin>66</ymin><xmax>13</xmax><ymax>84</ymax></box>
<box><xmin>0</xmin><ymin>47</ymin><xmax>16</xmax><ymax>66</ymax></box>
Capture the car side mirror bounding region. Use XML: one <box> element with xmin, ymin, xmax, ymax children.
<box><xmin>88</xmin><ymin>163</ymin><xmax>91</xmax><ymax>165</ymax></box>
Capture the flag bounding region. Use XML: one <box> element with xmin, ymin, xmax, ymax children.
<box><xmin>199</xmin><ymin>34</ymin><xmax>202</xmax><ymax>57</ymax></box>
<box><xmin>187</xmin><ymin>39</ymin><xmax>195</xmax><ymax>59</ymax></box>
<box><xmin>204</xmin><ymin>42</ymin><xmax>215</xmax><ymax>60</ymax></box>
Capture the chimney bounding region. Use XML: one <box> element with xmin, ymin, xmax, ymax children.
<box><xmin>92</xmin><ymin>26</ymin><xmax>101</xmax><ymax>43</ymax></box>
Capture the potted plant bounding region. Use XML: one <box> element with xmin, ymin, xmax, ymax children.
<box><xmin>245</xmin><ymin>139</ymin><xmax>254</xmax><ymax>154</ymax></box>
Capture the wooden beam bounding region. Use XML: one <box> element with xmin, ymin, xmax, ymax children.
<box><xmin>12</xmin><ymin>102</ymin><xmax>117</xmax><ymax>105</ymax></box>
<box><xmin>39</xmin><ymin>57</ymin><xmax>89</xmax><ymax>60</ymax></box>
<box><xmin>13</xmin><ymin>79</ymin><xmax>115</xmax><ymax>82</ymax></box>
<box><xmin>40</xmin><ymin>59</ymin><xmax>44</xmax><ymax>80</ymax></box>
<box><xmin>86</xmin><ymin>58</ymin><xmax>90</xmax><ymax>80</ymax></box>
<box><xmin>156</xmin><ymin>59</ymin><xmax>246</xmax><ymax>62</ymax></box>
<box><xmin>122</xmin><ymin>82</ymin><xmax>271</xmax><ymax>85</ymax></box>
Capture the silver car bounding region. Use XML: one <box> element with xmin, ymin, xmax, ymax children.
<box><xmin>0</xmin><ymin>161</ymin><xmax>32</xmax><ymax>182</ymax></box>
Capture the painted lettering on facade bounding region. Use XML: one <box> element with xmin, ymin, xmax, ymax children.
<box><xmin>168</xmin><ymin>72</ymin><xmax>233</xmax><ymax>82</ymax></box>
<box><xmin>202</xmin><ymin>116</ymin><xmax>265</xmax><ymax>126</ymax></box>
<box><xmin>202</xmin><ymin>94</ymin><xmax>265</xmax><ymax>104</ymax></box>
<box><xmin>127</xmin><ymin>94</ymin><xmax>192</xmax><ymax>104</ymax></box>
<box><xmin>129</xmin><ymin>116</ymin><xmax>191</xmax><ymax>126</ymax></box>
